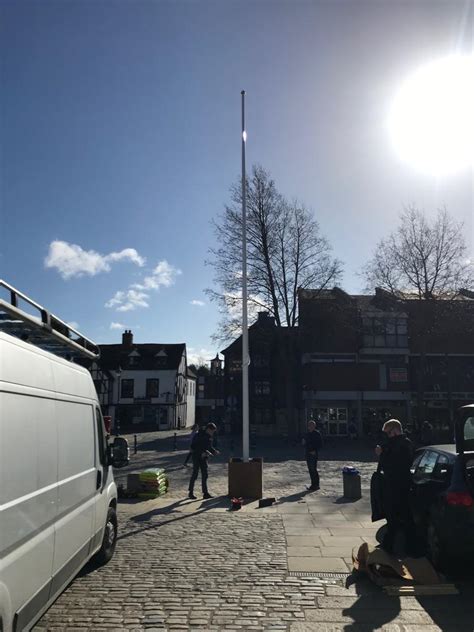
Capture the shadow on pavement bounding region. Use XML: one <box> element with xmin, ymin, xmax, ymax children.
<box><xmin>343</xmin><ymin>563</ymin><xmax>474</xmax><ymax>631</ymax></box>
<box><xmin>116</xmin><ymin>495</ymin><xmax>232</xmax><ymax>542</ymax></box>
<box><xmin>276</xmin><ymin>490</ymin><xmax>311</xmax><ymax>504</ymax></box>
<box><xmin>341</xmin><ymin>574</ymin><xmax>401</xmax><ymax>631</ymax></box>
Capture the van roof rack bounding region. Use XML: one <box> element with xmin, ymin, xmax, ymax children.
<box><xmin>0</xmin><ymin>280</ymin><xmax>100</xmax><ymax>360</ymax></box>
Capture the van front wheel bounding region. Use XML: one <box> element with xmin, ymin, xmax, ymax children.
<box><xmin>93</xmin><ymin>506</ymin><xmax>117</xmax><ymax>565</ymax></box>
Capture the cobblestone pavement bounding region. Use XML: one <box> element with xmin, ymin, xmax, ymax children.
<box><xmin>34</xmin><ymin>432</ymin><xmax>474</xmax><ymax>631</ymax></box>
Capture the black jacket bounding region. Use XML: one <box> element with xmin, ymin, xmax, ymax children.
<box><xmin>191</xmin><ymin>429</ymin><xmax>217</xmax><ymax>459</ymax></box>
<box><xmin>379</xmin><ymin>434</ymin><xmax>413</xmax><ymax>490</ymax></box>
<box><xmin>304</xmin><ymin>430</ymin><xmax>323</xmax><ymax>456</ymax></box>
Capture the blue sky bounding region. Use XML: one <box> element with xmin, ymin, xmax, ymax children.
<box><xmin>1</xmin><ymin>1</ymin><xmax>473</xmax><ymax>364</ymax></box>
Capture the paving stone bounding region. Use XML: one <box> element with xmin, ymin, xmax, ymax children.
<box><xmin>287</xmin><ymin>546</ymin><xmax>322</xmax><ymax>557</ymax></box>
<box><xmin>286</xmin><ymin>535</ymin><xmax>323</xmax><ymax>547</ymax></box>
<box><xmin>288</xmin><ymin>556</ymin><xmax>348</xmax><ymax>572</ymax></box>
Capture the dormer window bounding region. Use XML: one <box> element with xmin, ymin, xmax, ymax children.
<box><xmin>128</xmin><ymin>350</ymin><xmax>141</xmax><ymax>367</ymax></box>
<box><xmin>155</xmin><ymin>349</ymin><xmax>168</xmax><ymax>368</ymax></box>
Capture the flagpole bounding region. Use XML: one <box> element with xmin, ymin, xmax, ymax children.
<box><xmin>241</xmin><ymin>89</ymin><xmax>249</xmax><ymax>462</ymax></box>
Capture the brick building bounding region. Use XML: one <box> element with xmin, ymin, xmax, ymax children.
<box><xmin>222</xmin><ymin>311</ymin><xmax>300</xmax><ymax>437</ymax></box>
<box><xmin>299</xmin><ymin>287</ymin><xmax>474</xmax><ymax>437</ymax></box>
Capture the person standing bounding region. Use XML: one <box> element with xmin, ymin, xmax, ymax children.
<box><xmin>375</xmin><ymin>418</ymin><xmax>416</xmax><ymax>556</ymax></box>
<box><xmin>183</xmin><ymin>423</ymin><xmax>200</xmax><ymax>467</ymax></box>
<box><xmin>188</xmin><ymin>422</ymin><xmax>219</xmax><ymax>499</ymax></box>
<box><xmin>303</xmin><ymin>420</ymin><xmax>323</xmax><ymax>491</ymax></box>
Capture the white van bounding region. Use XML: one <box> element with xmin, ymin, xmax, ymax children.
<box><xmin>0</xmin><ymin>282</ymin><xmax>129</xmax><ymax>632</ymax></box>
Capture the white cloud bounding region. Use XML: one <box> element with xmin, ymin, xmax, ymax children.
<box><xmin>110</xmin><ymin>322</ymin><xmax>125</xmax><ymax>330</ymax></box>
<box><xmin>106</xmin><ymin>259</ymin><xmax>181</xmax><ymax>312</ymax></box>
<box><xmin>132</xmin><ymin>260</ymin><xmax>181</xmax><ymax>291</ymax></box>
<box><xmin>105</xmin><ymin>289</ymin><xmax>149</xmax><ymax>312</ymax></box>
<box><xmin>190</xmin><ymin>299</ymin><xmax>205</xmax><ymax>306</ymax></box>
<box><xmin>45</xmin><ymin>240</ymin><xmax>145</xmax><ymax>280</ymax></box>
<box><xmin>106</xmin><ymin>248</ymin><xmax>146</xmax><ymax>267</ymax></box>
<box><xmin>67</xmin><ymin>321</ymin><xmax>79</xmax><ymax>330</ymax></box>
<box><xmin>225</xmin><ymin>292</ymin><xmax>267</xmax><ymax>323</ymax></box>
<box><xmin>187</xmin><ymin>347</ymin><xmax>217</xmax><ymax>366</ymax></box>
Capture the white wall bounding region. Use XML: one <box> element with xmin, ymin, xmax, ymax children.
<box><xmin>117</xmin><ymin>369</ymin><xmax>176</xmax><ymax>402</ymax></box>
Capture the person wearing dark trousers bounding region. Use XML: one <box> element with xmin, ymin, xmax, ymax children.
<box><xmin>188</xmin><ymin>422</ymin><xmax>219</xmax><ymax>499</ymax></box>
<box><xmin>303</xmin><ymin>420</ymin><xmax>323</xmax><ymax>491</ymax></box>
<box><xmin>376</xmin><ymin>418</ymin><xmax>417</xmax><ymax>556</ymax></box>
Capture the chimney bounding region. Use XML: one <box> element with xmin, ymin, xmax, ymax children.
<box><xmin>122</xmin><ymin>330</ymin><xmax>133</xmax><ymax>348</ymax></box>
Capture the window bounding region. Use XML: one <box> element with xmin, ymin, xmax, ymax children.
<box><xmin>432</xmin><ymin>454</ymin><xmax>451</xmax><ymax>481</ymax></box>
<box><xmin>312</xmin><ymin>407</ymin><xmax>348</xmax><ymax>436</ymax></box>
<box><xmin>362</xmin><ymin>316</ymin><xmax>408</xmax><ymax>348</ymax></box>
<box><xmin>253</xmin><ymin>354</ymin><xmax>270</xmax><ymax>368</ymax></box>
<box><xmin>198</xmin><ymin>383</ymin><xmax>205</xmax><ymax>399</ymax></box>
<box><xmin>230</xmin><ymin>359</ymin><xmax>242</xmax><ymax>373</ymax></box>
<box><xmin>254</xmin><ymin>381</ymin><xmax>270</xmax><ymax>396</ymax></box>
<box><xmin>95</xmin><ymin>407</ymin><xmax>107</xmax><ymax>466</ymax></box>
<box><xmin>121</xmin><ymin>379</ymin><xmax>134</xmax><ymax>398</ymax></box>
<box><xmin>253</xmin><ymin>408</ymin><xmax>273</xmax><ymax>424</ymax></box>
<box><xmin>414</xmin><ymin>450</ymin><xmax>438</xmax><ymax>480</ymax></box>
<box><xmin>146</xmin><ymin>379</ymin><xmax>159</xmax><ymax>398</ymax></box>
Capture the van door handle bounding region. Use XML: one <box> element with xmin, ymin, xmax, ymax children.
<box><xmin>96</xmin><ymin>470</ymin><xmax>102</xmax><ymax>489</ymax></box>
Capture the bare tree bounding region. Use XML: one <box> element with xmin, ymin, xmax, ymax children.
<box><xmin>364</xmin><ymin>206</ymin><xmax>474</xmax><ymax>428</ymax></box>
<box><xmin>365</xmin><ymin>206</ymin><xmax>472</xmax><ymax>300</ymax></box>
<box><xmin>206</xmin><ymin>165</ymin><xmax>342</xmax><ymax>342</ymax></box>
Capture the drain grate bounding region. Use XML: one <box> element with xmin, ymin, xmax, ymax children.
<box><xmin>289</xmin><ymin>571</ymin><xmax>349</xmax><ymax>579</ymax></box>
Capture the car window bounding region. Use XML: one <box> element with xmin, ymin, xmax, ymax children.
<box><xmin>411</xmin><ymin>451</ymin><xmax>424</xmax><ymax>474</ymax></box>
<box><xmin>432</xmin><ymin>453</ymin><xmax>451</xmax><ymax>481</ymax></box>
<box><xmin>414</xmin><ymin>450</ymin><xmax>438</xmax><ymax>480</ymax></box>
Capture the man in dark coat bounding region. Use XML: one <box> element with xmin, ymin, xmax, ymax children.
<box><xmin>376</xmin><ymin>418</ymin><xmax>415</xmax><ymax>555</ymax></box>
<box><xmin>188</xmin><ymin>422</ymin><xmax>219</xmax><ymax>499</ymax></box>
<box><xmin>303</xmin><ymin>420</ymin><xmax>323</xmax><ymax>491</ymax></box>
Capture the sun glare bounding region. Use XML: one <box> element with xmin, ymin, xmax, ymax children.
<box><xmin>388</xmin><ymin>55</ymin><xmax>474</xmax><ymax>176</ymax></box>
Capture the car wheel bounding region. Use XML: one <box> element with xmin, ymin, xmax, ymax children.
<box><xmin>93</xmin><ymin>506</ymin><xmax>117</xmax><ymax>566</ymax></box>
<box><xmin>427</xmin><ymin>523</ymin><xmax>447</xmax><ymax>570</ymax></box>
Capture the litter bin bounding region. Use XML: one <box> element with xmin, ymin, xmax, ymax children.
<box><xmin>343</xmin><ymin>466</ymin><xmax>361</xmax><ymax>500</ymax></box>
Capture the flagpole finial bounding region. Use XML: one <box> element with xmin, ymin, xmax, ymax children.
<box><xmin>241</xmin><ymin>90</ymin><xmax>246</xmax><ymax>95</ymax></box>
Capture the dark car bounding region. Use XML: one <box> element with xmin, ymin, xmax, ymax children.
<box><xmin>409</xmin><ymin>406</ymin><xmax>474</xmax><ymax>568</ymax></box>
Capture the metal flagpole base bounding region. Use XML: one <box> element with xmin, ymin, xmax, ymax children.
<box><xmin>228</xmin><ymin>457</ymin><xmax>263</xmax><ymax>499</ymax></box>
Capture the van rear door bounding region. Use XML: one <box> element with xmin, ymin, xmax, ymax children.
<box><xmin>454</xmin><ymin>404</ymin><xmax>474</xmax><ymax>495</ymax></box>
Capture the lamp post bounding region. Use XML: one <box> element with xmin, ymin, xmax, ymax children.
<box><xmin>114</xmin><ymin>367</ymin><xmax>122</xmax><ymax>435</ymax></box>
<box><xmin>241</xmin><ymin>89</ymin><xmax>250</xmax><ymax>462</ymax></box>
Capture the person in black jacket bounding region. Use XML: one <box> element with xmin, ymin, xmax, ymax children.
<box><xmin>188</xmin><ymin>422</ymin><xmax>219</xmax><ymax>499</ymax></box>
<box><xmin>303</xmin><ymin>420</ymin><xmax>323</xmax><ymax>491</ymax></box>
<box><xmin>376</xmin><ymin>418</ymin><xmax>416</xmax><ymax>555</ymax></box>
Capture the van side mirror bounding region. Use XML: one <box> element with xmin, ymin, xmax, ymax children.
<box><xmin>109</xmin><ymin>437</ymin><xmax>130</xmax><ymax>469</ymax></box>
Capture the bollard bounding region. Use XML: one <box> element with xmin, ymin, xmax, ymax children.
<box><xmin>134</xmin><ymin>434</ymin><xmax>137</xmax><ymax>454</ymax></box>
<box><xmin>173</xmin><ymin>432</ymin><xmax>177</xmax><ymax>451</ymax></box>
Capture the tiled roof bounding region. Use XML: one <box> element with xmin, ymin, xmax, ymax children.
<box><xmin>97</xmin><ymin>343</ymin><xmax>186</xmax><ymax>371</ymax></box>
